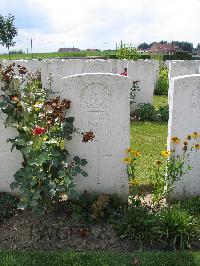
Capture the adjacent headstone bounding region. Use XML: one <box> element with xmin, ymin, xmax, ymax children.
<box><xmin>167</xmin><ymin>74</ymin><xmax>200</xmax><ymax>198</ymax></box>
<box><xmin>82</xmin><ymin>59</ymin><xmax>111</xmax><ymax>73</ymax></box>
<box><xmin>41</xmin><ymin>59</ymin><xmax>112</xmax><ymax>93</ymax></box>
<box><xmin>128</xmin><ymin>60</ymin><xmax>159</xmax><ymax>113</ymax></box>
<box><xmin>117</xmin><ymin>59</ymin><xmax>128</xmax><ymax>74</ymax></box>
<box><xmin>61</xmin><ymin>73</ymin><xmax>132</xmax><ymax>200</ymax></box>
<box><xmin>169</xmin><ymin>60</ymin><xmax>200</xmax><ymax>79</ymax></box>
<box><xmin>0</xmin><ymin>59</ymin><xmax>42</xmax><ymax>73</ymax></box>
<box><xmin>0</xmin><ymin>81</ymin><xmax>23</xmax><ymax>192</ymax></box>
<box><xmin>109</xmin><ymin>59</ymin><xmax>118</xmax><ymax>74</ymax></box>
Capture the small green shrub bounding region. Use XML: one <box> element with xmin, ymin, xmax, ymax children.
<box><xmin>116</xmin><ymin>43</ymin><xmax>141</xmax><ymax>60</ymax></box>
<box><xmin>154</xmin><ymin>66</ymin><xmax>169</xmax><ymax>95</ymax></box>
<box><xmin>159</xmin><ymin>205</ymin><xmax>199</xmax><ymax>250</ymax></box>
<box><xmin>133</xmin><ymin>103</ymin><xmax>157</xmax><ymax>121</ymax></box>
<box><xmin>72</xmin><ymin>192</ymin><xmax>124</xmax><ymax>223</ymax></box>
<box><xmin>0</xmin><ymin>192</ymin><xmax>18</xmax><ymax>220</ymax></box>
<box><xmin>173</xmin><ymin>196</ymin><xmax>200</xmax><ymax>217</ymax></box>
<box><xmin>156</xmin><ymin>105</ymin><xmax>169</xmax><ymax>122</ymax></box>
<box><xmin>115</xmin><ymin>198</ymin><xmax>160</xmax><ymax>247</ymax></box>
<box><xmin>132</xmin><ymin>103</ymin><xmax>169</xmax><ymax>122</ymax></box>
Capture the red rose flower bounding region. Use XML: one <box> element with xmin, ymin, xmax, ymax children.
<box><xmin>32</xmin><ymin>127</ymin><xmax>46</xmax><ymax>135</ymax></box>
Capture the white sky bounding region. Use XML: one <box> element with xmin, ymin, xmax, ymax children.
<box><xmin>0</xmin><ymin>0</ymin><xmax>200</xmax><ymax>53</ymax></box>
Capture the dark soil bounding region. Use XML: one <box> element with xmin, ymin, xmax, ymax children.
<box><xmin>0</xmin><ymin>209</ymin><xmax>164</xmax><ymax>252</ymax></box>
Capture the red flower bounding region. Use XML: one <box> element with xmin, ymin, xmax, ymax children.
<box><xmin>120</xmin><ymin>67</ymin><xmax>127</xmax><ymax>76</ymax></box>
<box><xmin>82</xmin><ymin>131</ymin><xmax>95</xmax><ymax>143</ymax></box>
<box><xmin>32</xmin><ymin>127</ymin><xmax>46</xmax><ymax>135</ymax></box>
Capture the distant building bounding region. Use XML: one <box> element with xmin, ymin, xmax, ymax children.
<box><xmin>149</xmin><ymin>42</ymin><xmax>178</xmax><ymax>55</ymax></box>
<box><xmin>86</xmin><ymin>49</ymin><xmax>100</xmax><ymax>52</ymax></box>
<box><xmin>58</xmin><ymin>48</ymin><xmax>81</xmax><ymax>52</ymax></box>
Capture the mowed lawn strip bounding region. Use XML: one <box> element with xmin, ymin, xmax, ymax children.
<box><xmin>0</xmin><ymin>250</ymin><xmax>199</xmax><ymax>266</ymax></box>
<box><xmin>130</xmin><ymin>121</ymin><xmax>168</xmax><ymax>184</ymax></box>
<box><xmin>130</xmin><ymin>95</ymin><xmax>168</xmax><ymax>185</ymax></box>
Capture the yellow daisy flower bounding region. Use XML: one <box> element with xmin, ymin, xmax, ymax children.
<box><xmin>125</xmin><ymin>147</ymin><xmax>132</xmax><ymax>153</ymax></box>
<box><xmin>134</xmin><ymin>151</ymin><xmax>141</xmax><ymax>157</ymax></box>
<box><xmin>161</xmin><ymin>150</ymin><xmax>171</xmax><ymax>158</ymax></box>
<box><xmin>194</xmin><ymin>143</ymin><xmax>200</xmax><ymax>150</ymax></box>
<box><xmin>171</xmin><ymin>136</ymin><xmax>180</xmax><ymax>144</ymax></box>
<box><xmin>155</xmin><ymin>160</ymin><xmax>162</xmax><ymax>166</ymax></box>
<box><xmin>123</xmin><ymin>157</ymin><xmax>132</xmax><ymax>164</ymax></box>
<box><xmin>192</xmin><ymin>132</ymin><xmax>199</xmax><ymax>139</ymax></box>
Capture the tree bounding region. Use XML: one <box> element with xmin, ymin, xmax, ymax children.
<box><xmin>0</xmin><ymin>14</ymin><xmax>18</xmax><ymax>58</ymax></box>
<box><xmin>137</xmin><ymin>42</ymin><xmax>149</xmax><ymax>50</ymax></box>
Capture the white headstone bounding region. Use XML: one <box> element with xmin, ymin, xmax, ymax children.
<box><xmin>1</xmin><ymin>59</ymin><xmax>42</xmax><ymax>73</ymax></box>
<box><xmin>168</xmin><ymin>74</ymin><xmax>200</xmax><ymax>198</ymax></box>
<box><xmin>41</xmin><ymin>59</ymin><xmax>78</xmax><ymax>93</ymax></box>
<box><xmin>109</xmin><ymin>59</ymin><xmax>118</xmax><ymax>74</ymax></box>
<box><xmin>82</xmin><ymin>59</ymin><xmax>111</xmax><ymax>73</ymax></box>
<box><xmin>117</xmin><ymin>59</ymin><xmax>128</xmax><ymax>74</ymax></box>
<box><xmin>61</xmin><ymin>73</ymin><xmax>132</xmax><ymax>200</ymax></box>
<box><xmin>169</xmin><ymin>60</ymin><xmax>200</xmax><ymax>79</ymax></box>
<box><xmin>128</xmin><ymin>60</ymin><xmax>159</xmax><ymax>113</ymax></box>
<box><xmin>0</xmin><ymin>81</ymin><xmax>23</xmax><ymax>192</ymax></box>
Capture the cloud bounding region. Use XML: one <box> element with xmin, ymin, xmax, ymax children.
<box><xmin>0</xmin><ymin>0</ymin><xmax>200</xmax><ymax>53</ymax></box>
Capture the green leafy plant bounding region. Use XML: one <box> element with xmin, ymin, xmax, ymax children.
<box><xmin>130</xmin><ymin>80</ymin><xmax>140</xmax><ymax>105</ymax></box>
<box><xmin>72</xmin><ymin>192</ymin><xmax>124</xmax><ymax>222</ymax></box>
<box><xmin>116</xmin><ymin>43</ymin><xmax>140</xmax><ymax>60</ymax></box>
<box><xmin>0</xmin><ymin>192</ymin><xmax>18</xmax><ymax>221</ymax></box>
<box><xmin>0</xmin><ymin>64</ymin><xmax>94</xmax><ymax>214</ymax></box>
<box><xmin>159</xmin><ymin>205</ymin><xmax>199</xmax><ymax>250</ymax></box>
<box><xmin>154</xmin><ymin>66</ymin><xmax>169</xmax><ymax>96</ymax></box>
<box><xmin>156</xmin><ymin>105</ymin><xmax>169</xmax><ymax>122</ymax></box>
<box><xmin>123</xmin><ymin>147</ymin><xmax>142</xmax><ymax>197</ymax></box>
<box><xmin>173</xmin><ymin>196</ymin><xmax>200</xmax><ymax>217</ymax></box>
<box><xmin>132</xmin><ymin>103</ymin><xmax>157</xmax><ymax>121</ymax></box>
<box><xmin>115</xmin><ymin>198</ymin><xmax>160</xmax><ymax>248</ymax></box>
<box><xmin>150</xmin><ymin>134</ymin><xmax>200</xmax><ymax>205</ymax></box>
<box><xmin>132</xmin><ymin>103</ymin><xmax>169</xmax><ymax>122</ymax></box>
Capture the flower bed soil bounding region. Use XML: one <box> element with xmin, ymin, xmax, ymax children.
<box><xmin>0</xmin><ymin>209</ymin><xmax>199</xmax><ymax>252</ymax></box>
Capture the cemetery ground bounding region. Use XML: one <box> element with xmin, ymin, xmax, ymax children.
<box><xmin>0</xmin><ymin>94</ymin><xmax>200</xmax><ymax>265</ymax></box>
<box><xmin>0</xmin><ymin>250</ymin><xmax>200</xmax><ymax>266</ymax></box>
<box><xmin>0</xmin><ymin>61</ymin><xmax>200</xmax><ymax>265</ymax></box>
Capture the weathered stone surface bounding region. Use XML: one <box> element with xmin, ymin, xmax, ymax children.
<box><xmin>128</xmin><ymin>60</ymin><xmax>159</xmax><ymax>113</ymax></box>
<box><xmin>0</xmin><ymin>112</ymin><xmax>22</xmax><ymax>192</ymax></box>
<box><xmin>169</xmin><ymin>60</ymin><xmax>200</xmax><ymax>79</ymax></box>
<box><xmin>61</xmin><ymin>73</ymin><xmax>132</xmax><ymax>200</ymax></box>
<box><xmin>168</xmin><ymin>74</ymin><xmax>200</xmax><ymax>197</ymax></box>
<box><xmin>109</xmin><ymin>59</ymin><xmax>118</xmax><ymax>74</ymax></box>
<box><xmin>0</xmin><ymin>59</ymin><xmax>42</xmax><ymax>73</ymax></box>
<box><xmin>81</xmin><ymin>59</ymin><xmax>111</xmax><ymax>73</ymax></box>
<box><xmin>116</xmin><ymin>59</ymin><xmax>128</xmax><ymax>74</ymax></box>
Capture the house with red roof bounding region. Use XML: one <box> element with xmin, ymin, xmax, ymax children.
<box><xmin>149</xmin><ymin>42</ymin><xmax>178</xmax><ymax>55</ymax></box>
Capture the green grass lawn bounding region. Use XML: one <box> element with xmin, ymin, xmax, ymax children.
<box><xmin>130</xmin><ymin>95</ymin><xmax>168</xmax><ymax>185</ymax></box>
<box><xmin>0</xmin><ymin>250</ymin><xmax>199</xmax><ymax>266</ymax></box>
<box><xmin>130</xmin><ymin>121</ymin><xmax>167</xmax><ymax>184</ymax></box>
<box><xmin>153</xmin><ymin>95</ymin><xmax>168</xmax><ymax>109</ymax></box>
<box><xmin>0</xmin><ymin>51</ymin><xmax>116</xmax><ymax>60</ymax></box>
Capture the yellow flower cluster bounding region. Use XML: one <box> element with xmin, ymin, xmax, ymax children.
<box><xmin>192</xmin><ymin>131</ymin><xmax>199</xmax><ymax>139</ymax></box>
<box><xmin>171</xmin><ymin>136</ymin><xmax>180</xmax><ymax>144</ymax></box>
<box><xmin>155</xmin><ymin>160</ymin><xmax>162</xmax><ymax>166</ymax></box>
<box><xmin>129</xmin><ymin>178</ymin><xmax>140</xmax><ymax>186</ymax></box>
<box><xmin>161</xmin><ymin>150</ymin><xmax>171</xmax><ymax>158</ymax></box>
<box><xmin>123</xmin><ymin>157</ymin><xmax>132</xmax><ymax>164</ymax></box>
<box><xmin>123</xmin><ymin>147</ymin><xmax>141</xmax><ymax>164</ymax></box>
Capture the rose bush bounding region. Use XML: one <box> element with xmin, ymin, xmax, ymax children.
<box><xmin>0</xmin><ymin>64</ymin><xmax>94</xmax><ymax>214</ymax></box>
